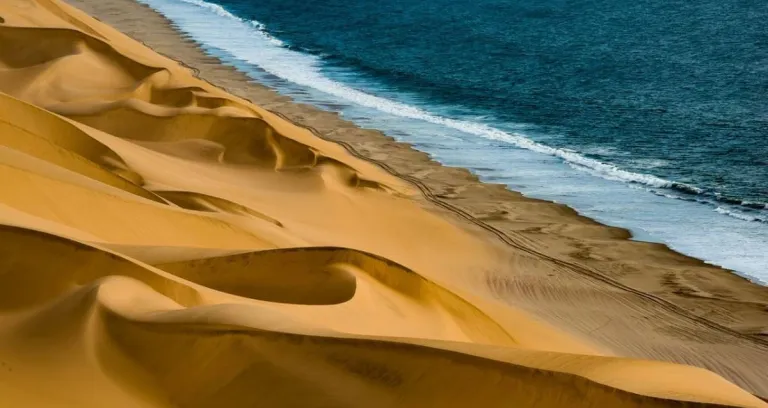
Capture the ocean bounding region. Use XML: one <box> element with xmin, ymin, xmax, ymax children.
<box><xmin>137</xmin><ymin>0</ymin><xmax>768</xmax><ymax>282</ymax></box>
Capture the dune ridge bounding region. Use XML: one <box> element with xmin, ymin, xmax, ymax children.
<box><xmin>0</xmin><ymin>0</ymin><xmax>767</xmax><ymax>406</ymax></box>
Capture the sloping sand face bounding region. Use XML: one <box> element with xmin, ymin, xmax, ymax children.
<box><xmin>0</xmin><ymin>0</ymin><xmax>766</xmax><ymax>406</ymax></box>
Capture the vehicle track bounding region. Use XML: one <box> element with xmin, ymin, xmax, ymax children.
<box><xmin>100</xmin><ymin>6</ymin><xmax>768</xmax><ymax>351</ymax></box>
<box><xmin>268</xmin><ymin>110</ymin><xmax>768</xmax><ymax>351</ymax></box>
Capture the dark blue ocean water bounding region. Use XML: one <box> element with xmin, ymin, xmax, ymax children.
<box><xmin>139</xmin><ymin>0</ymin><xmax>768</xmax><ymax>281</ymax></box>
<box><xmin>204</xmin><ymin>0</ymin><xmax>768</xmax><ymax>208</ymax></box>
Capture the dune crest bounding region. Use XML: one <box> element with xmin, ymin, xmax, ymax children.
<box><xmin>0</xmin><ymin>0</ymin><xmax>767</xmax><ymax>406</ymax></box>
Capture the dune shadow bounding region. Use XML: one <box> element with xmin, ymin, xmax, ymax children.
<box><xmin>155</xmin><ymin>190</ymin><xmax>283</xmax><ymax>227</ymax></box>
<box><xmin>156</xmin><ymin>247</ymin><xmax>373</xmax><ymax>306</ymax></box>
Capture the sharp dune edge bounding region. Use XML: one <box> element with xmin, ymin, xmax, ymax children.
<box><xmin>0</xmin><ymin>0</ymin><xmax>766</xmax><ymax>406</ymax></box>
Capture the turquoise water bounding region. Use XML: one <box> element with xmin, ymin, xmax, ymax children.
<box><xmin>138</xmin><ymin>0</ymin><xmax>768</xmax><ymax>282</ymax></box>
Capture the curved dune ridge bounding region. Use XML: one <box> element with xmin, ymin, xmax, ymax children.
<box><xmin>0</xmin><ymin>0</ymin><xmax>766</xmax><ymax>407</ymax></box>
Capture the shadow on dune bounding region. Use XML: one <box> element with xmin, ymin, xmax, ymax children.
<box><xmin>0</xmin><ymin>92</ymin><xmax>161</xmax><ymax>202</ymax></box>
<box><xmin>0</xmin><ymin>23</ymin><xmax>390</xmax><ymax>193</ymax></box>
<box><xmin>159</xmin><ymin>247</ymin><xmax>363</xmax><ymax>306</ymax></box>
<box><xmin>0</xmin><ymin>224</ymin><xmax>756</xmax><ymax>407</ymax></box>
<box><xmin>0</xmin><ymin>2</ymin><xmax>765</xmax><ymax>406</ymax></box>
<box><xmin>155</xmin><ymin>190</ymin><xmax>284</xmax><ymax>227</ymax></box>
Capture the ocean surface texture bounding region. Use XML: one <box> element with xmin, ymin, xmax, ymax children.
<box><xmin>139</xmin><ymin>0</ymin><xmax>768</xmax><ymax>282</ymax></box>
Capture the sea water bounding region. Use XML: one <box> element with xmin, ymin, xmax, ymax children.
<box><xmin>137</xmin><ymin>0</ymin><xmax>768</xmax><ymax>282</ymax></box>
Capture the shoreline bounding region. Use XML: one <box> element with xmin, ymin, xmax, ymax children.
<box><xmin>1</xmin><ymin>0</ymin><xmax>767</xmax><ymax>404</ymax></box>
<box><xmin>133</xmin><ymin>0</ymin><xmax>768</xmax><ymax>283</ymax></box>
<box><xmin>60</xmin><ymin>0</ymin><xmax>768</xmax><ymax>397</ymax></box>
<box><xmin>67</xmin><ymin>0</ymin><xmax>768</xmax><ymax>325</ymax></box>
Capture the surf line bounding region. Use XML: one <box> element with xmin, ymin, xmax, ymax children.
<box><xmin>265</xmin><ymin>110</ymin><xmax>768</xmax><ymax>351</ymax></box>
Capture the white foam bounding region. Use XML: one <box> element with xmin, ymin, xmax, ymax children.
<box><xmin>176</xmin><ymin>0</ymin><xmax>234</xmax><ymax>18</ymax></box>
<box><xmin>742</xmin><ymin>201</ymin><xmax>768</xmax><ymax>210</ymax></box>
<box><xmin>715</xmin><ymin>207</ymin><xmax>767</xmax><ymax>223</ymax></box>
<box><xmin>175</xmin><ymin>0</ymin><xmax>284</xmax><ymax>46</ymax></box>
<box><xmin>139</xmin><ymin>0</ymin><xmax>695</xmax><ymax>193</ymax></box>
<box><xmin>134</xmin><ymin>0</ymin><xmax>768</xmax><ymax>281</ymax></box>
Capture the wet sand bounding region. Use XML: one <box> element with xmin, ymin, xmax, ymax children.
<box><xmin>0</xmin><ymin>0</ymin><xmax>767</xmax><ymax>406</ymax></box>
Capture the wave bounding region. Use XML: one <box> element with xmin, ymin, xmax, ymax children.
<box><xmin>638</xmin><ymin>187</ymin><xmax>768</xmax><ymax>223</ymax></box>
<box><xmin>715</xmin><ymin>207</ymin><xmax>768</xmax><ymax>223</ymax></box>
<box><xmin>175</xmin><ymin>0</ymin><xmax>284</xmax><ymax>46</ymax></box>
<box><xmin>139</xmin><ymin>0</ymin><xmax>766</xmax><ymax>222</ymax></box>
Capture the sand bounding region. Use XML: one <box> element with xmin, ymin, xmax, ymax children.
<box><xmin>0</xmin><ymin>0</ymin><xmax>767</xmax><ymax>406</ymax></box>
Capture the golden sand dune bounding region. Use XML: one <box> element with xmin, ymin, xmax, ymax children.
<box><xmin>0</xmin><ymin>226</ymin><xmax>763</xmax><ymax>408</ymax></box>
<box><xmin>0</xmin><ymin>0</ymin><xmax>767</xmax><ymax>406</ymax></box>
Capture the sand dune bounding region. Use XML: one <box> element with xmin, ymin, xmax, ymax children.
<box><xmin>0</xmin><ymin>0</ymin><xmax>767</xmax><ymax>406</ymax></box>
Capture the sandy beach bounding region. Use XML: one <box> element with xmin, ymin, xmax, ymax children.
<box><xmin>0</xmin><ymin>0</ymin><xmax>767</xmax><ymax>406</ymax></box>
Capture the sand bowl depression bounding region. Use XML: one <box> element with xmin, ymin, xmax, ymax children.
<box><xmin>0</xmin><ymin>0</ymin><xmax>767</xmax><ymax>406</ymax></box>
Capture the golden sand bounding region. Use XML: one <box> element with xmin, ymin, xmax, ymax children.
<box><xmin>0</xmin><ymin>0</ymin><xmax>767</xmax><ymax>406</ymax></box>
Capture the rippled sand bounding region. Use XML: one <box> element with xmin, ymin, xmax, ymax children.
<box><xmin>0</xmin><ymin>0</ymin><xmax>767</xmax><ymax>406</ymax></box>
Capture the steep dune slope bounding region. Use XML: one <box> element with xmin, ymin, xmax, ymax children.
<box><xmin>0</xmin><ymin>0</ymin><xmax>767</xmax><ymax>407</ymax></box>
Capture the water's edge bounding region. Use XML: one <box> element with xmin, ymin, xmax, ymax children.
<box><xmin>135</xmin><ymin>0</ymin><xmax>768</xmax><ymax>283</ymax></box>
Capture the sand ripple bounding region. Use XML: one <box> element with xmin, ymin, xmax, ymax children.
<box><xmin>0</xmin><ymin>0</ymin><xmax>766</xmax><ymax>407</ymax></box>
